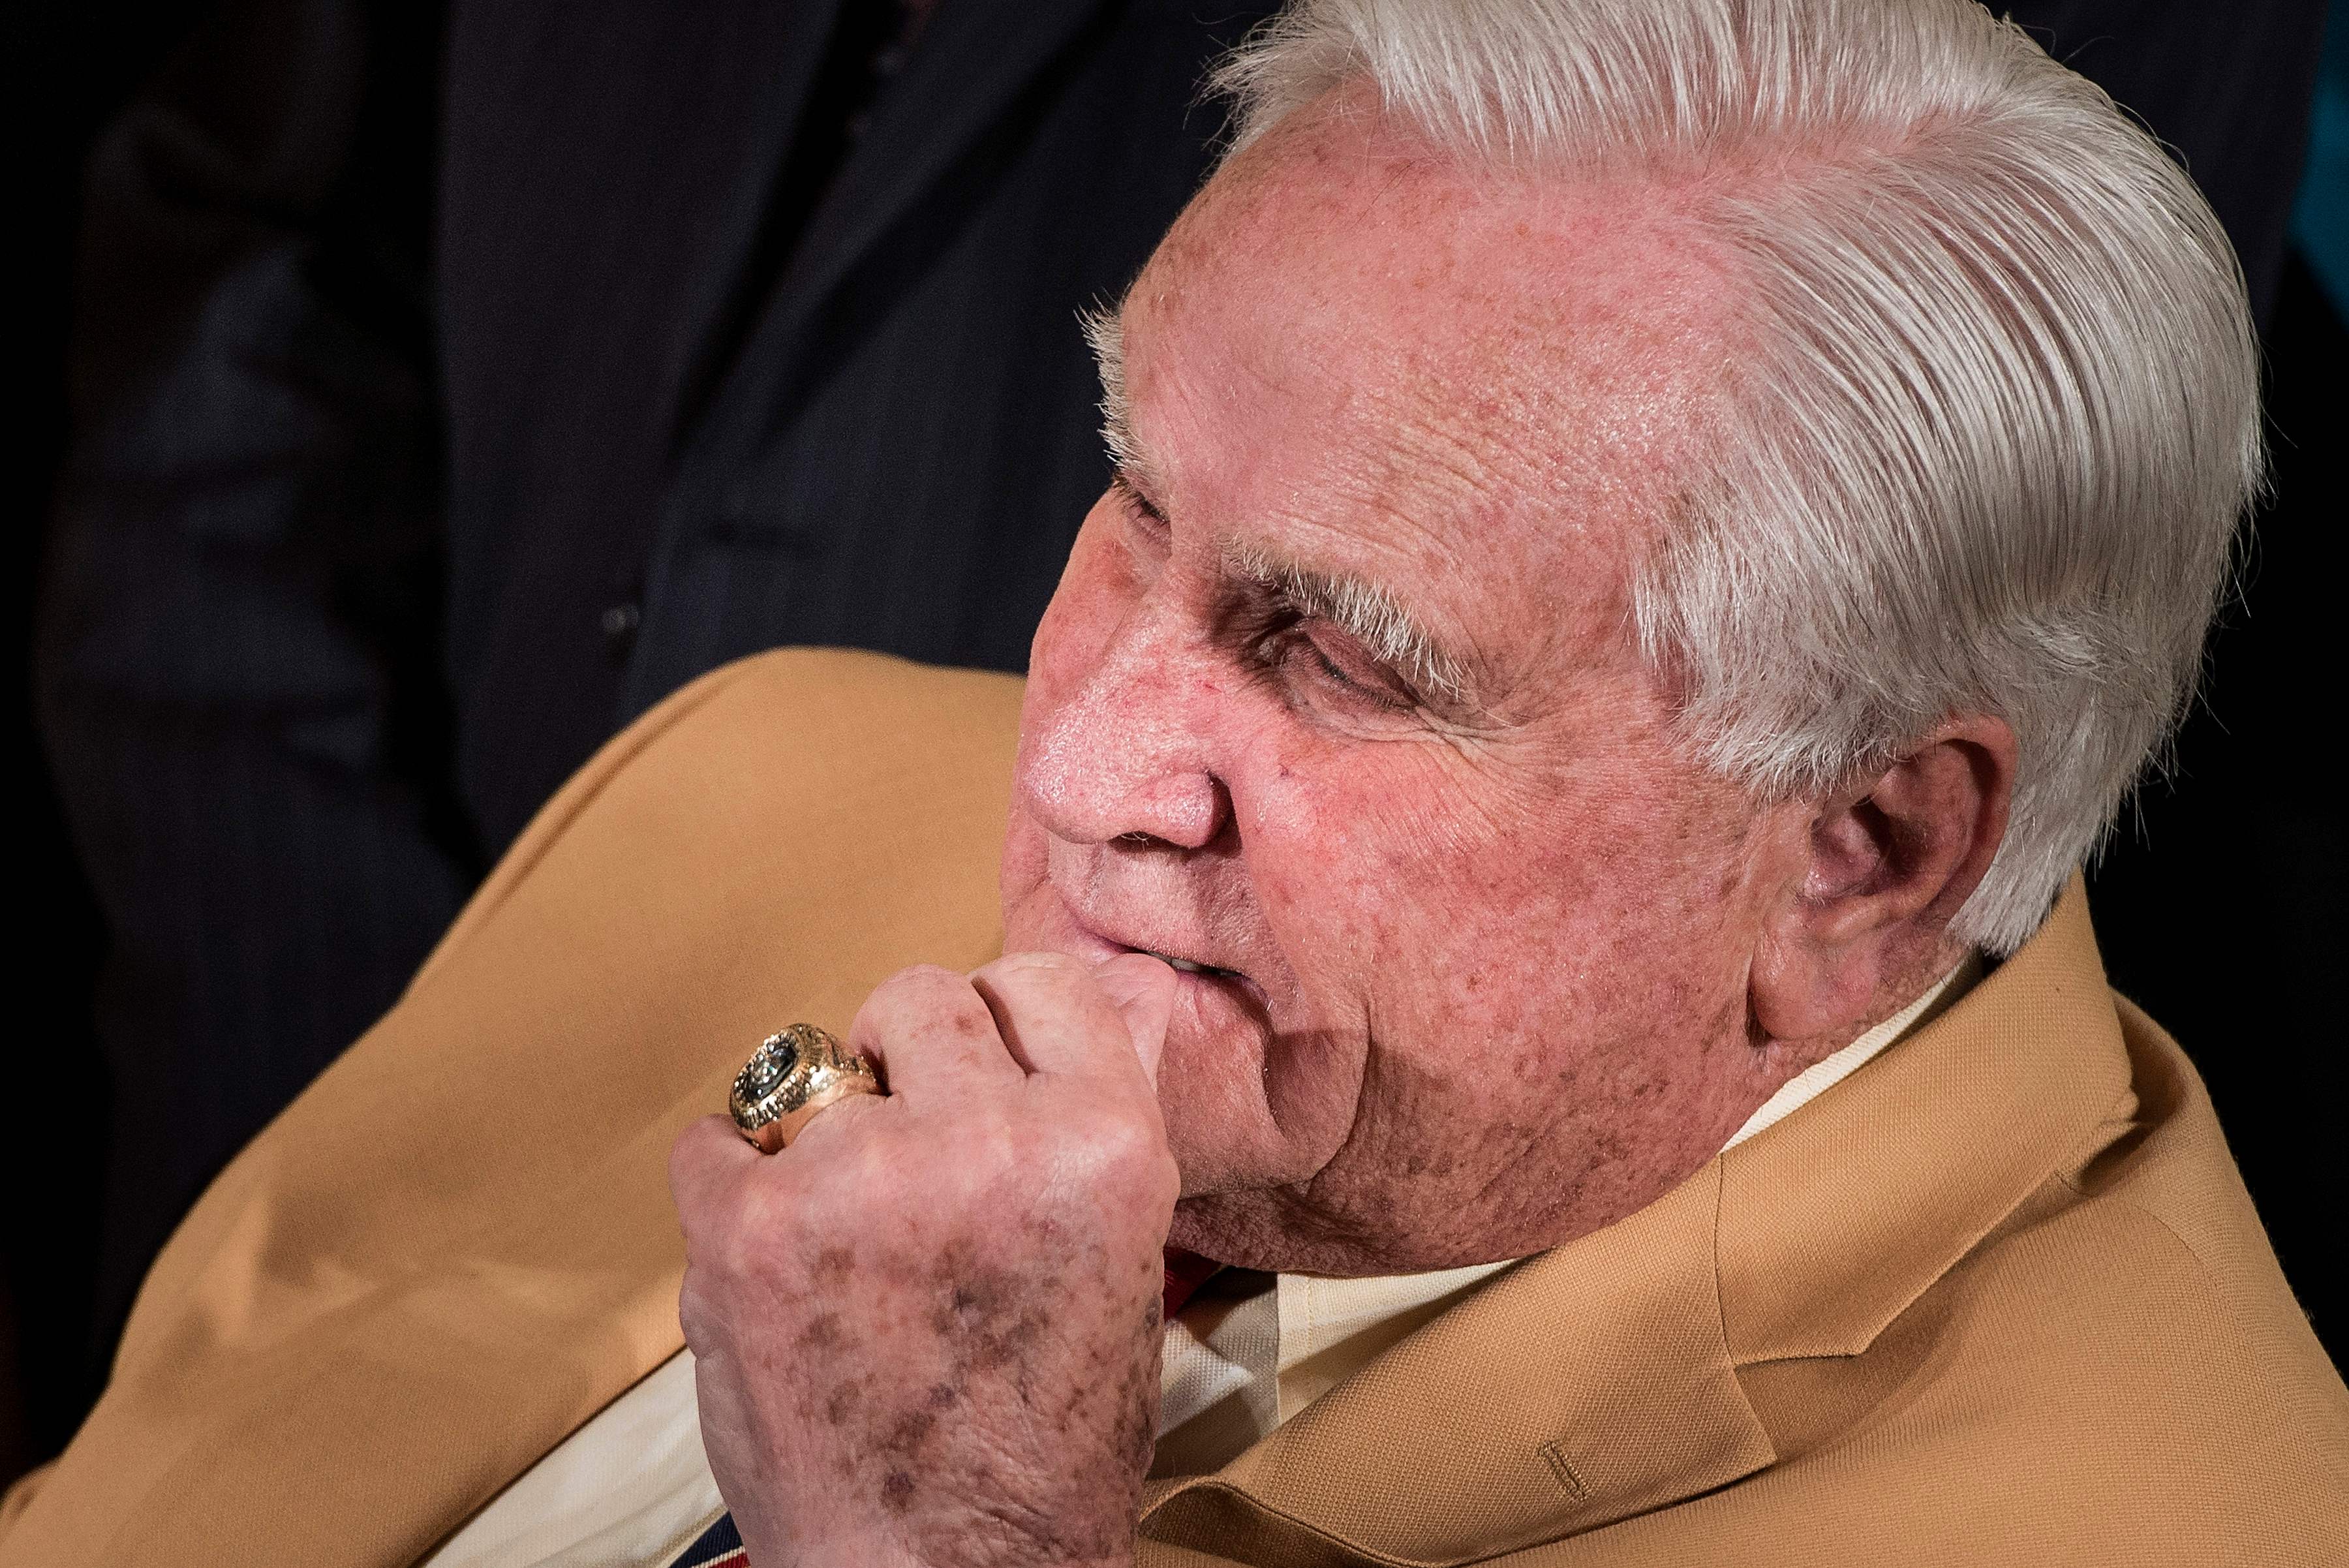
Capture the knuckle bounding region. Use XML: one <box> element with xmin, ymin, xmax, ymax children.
<box><xmin>691</xmin><ymin>1173</ymin><xmax>797</xmax><ymax>1282</ymax></box>
<box><xmin>871</xmin><ymin>963</ymin><xmax>975</xmax><ymax>1009</ymax></box>
<box><xmin>711</xmin><ymin>1208</ymin><xmax>775</xmax><ymax>1291</ymax></box>
<box><xmin>737</xmin><ymin>1176</ymin><xmax>803</xmax><ymax>1246</ymax></box>
<box><xmin>856</xmin><ymin>964</ymin><xmax>992</xmax><ymax>1041</ymax></box>
<box><xmin>676</xmin><ymin>1278</ymin><xmax>718</xmax><ymax>1351</ymax></box>
<box><xmin>1079</xmin><ymin>1107</ymin><xmax>1176</xmax><ymax>1192</ymax></box>
<box><xmin>990</xmin><ymin>949</ymin><xmax>1086</xmax><ymax>979</ymax></box>
<box><xmin>979</xmin><ymin>950</ymin><xmax>1090</xmax><ymax>999</ymax></box>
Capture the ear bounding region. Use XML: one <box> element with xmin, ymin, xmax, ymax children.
<box><xmin>1749</xmin><ymin>716</ymin><xmax>2016</xmax><ymax>1048</ymax></box>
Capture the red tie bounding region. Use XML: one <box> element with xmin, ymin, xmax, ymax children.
<box><xmin>1162</xmin><ymin>1246</ymin><xmax>1221</xmax><ymax>1318</ymax></box>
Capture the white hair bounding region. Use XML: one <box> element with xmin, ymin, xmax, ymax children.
<box><xmin>1210</xmin><ymin>0</ymin><xmax>2262</xmax><ymax>953</ymax></box>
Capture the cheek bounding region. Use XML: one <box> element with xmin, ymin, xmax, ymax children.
<box><xmin>998</xmin><ymin>808</ymin><xmax>1049</xmax><ymax>939</ymax></box>
<box><xmin>1231</xmin><ymin>742</ymin><xmax>1516</xmax><ymax>1035</ymax></box>
<box><xmin>1259</xmin><ymin>740</ymin><xmax>1757</xmax><ymax>1056</ymax></box>
<box><xmin>1291</xmin><ymin>768</ymin><xmax>1766</xmax><ymax>1248</ymax></box>
<box><xmin>1452</xmin><ymin>797</ymin><xmax>1754</xmax><ymax>1047</ymax></box>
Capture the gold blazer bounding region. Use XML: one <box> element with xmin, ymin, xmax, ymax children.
<box><xmin>5</xmin><ymin>651</ymin><xmax>2343</xmax><ymax>1567</ymax></box>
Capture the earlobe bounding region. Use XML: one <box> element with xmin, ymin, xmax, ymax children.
<box><xmin>1749</xmin><ymin>717</ymin><xmax>2016</xmax><ymax>1049</ymax></box>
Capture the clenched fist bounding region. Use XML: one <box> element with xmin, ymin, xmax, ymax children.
<box><xmin>669</xmin><ymin>951</ymin><xmax>1182</xmax><ymax>1568</ymax></box>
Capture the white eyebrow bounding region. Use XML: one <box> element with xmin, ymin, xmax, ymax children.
<box><xmin>1080</xmin><ymin>303</ymin><xmax>1151</xmax><ymax>487</ymax></box>
<box><xmin>1227</xmin><ymin>541</ymin><xmax>1471</xmax><ymax>705</ymax></box>
<box><xmin>1084</xmin><ymin>303</ymin><xmax>1471</xmax><ymax>707</ymax></box>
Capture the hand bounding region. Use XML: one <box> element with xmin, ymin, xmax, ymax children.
<box><xmin>669</xmin><ymin>951</ymin><xmax>1181</xmax><ymax>1568</ymax></box>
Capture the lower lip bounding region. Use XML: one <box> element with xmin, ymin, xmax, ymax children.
<box><xmin>1060</xmin><ymin>915</ymin><xmax>1268</xmax><ymax>1011</ymax></box>
<box><xmin>1151</xmin><ymin>954</ymin><xmax>1234</xmax><ymax>979</ymax></box>
<box><xmin>1150</xmin><ymin>960</ymin><xmax>1270</xmax><ymax>1030</ymax></box>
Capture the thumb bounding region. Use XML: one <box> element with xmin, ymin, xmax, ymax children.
<box><xmin>1092</xmin><ymin>953</ymin><xmax>1177</xmax><ymax>1088</ymax></box>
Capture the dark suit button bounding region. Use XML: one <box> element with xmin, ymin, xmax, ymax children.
<box><xmin>600</xmin><ymin>601</ymin><xmax>641</xmax><ymax>653</ymax></box>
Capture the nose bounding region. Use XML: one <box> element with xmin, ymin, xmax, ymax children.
<box><xmin>1017</xmin><ymin>592</ymin><xmax>1233</xmax><ymax>852</ymax></box>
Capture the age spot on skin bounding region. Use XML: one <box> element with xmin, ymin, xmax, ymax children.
<box><xmin>882</xmin><ymin>1469</ymin><xmax>916</xmax><ymax>1512</ymax></box>
<box><xmin>887</xmin><ymin>1406</ymin><xmax>937</xmax><ymax>1451</ymax></box>
<box><xmin>799</xmin><ymin>1310</ymin><xmax>844</xmax><ymax>1351</ymax></box>
<box><xmin>970</xmin><ymin>1310</ymin><xmax>1047</xmax><ymax>1375</ymax></box>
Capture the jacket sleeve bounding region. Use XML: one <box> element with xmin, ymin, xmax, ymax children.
<box><xmin>1135</xmin><ymin>1543</ymin><xmax>1249</xmax><ymax>1567</ymax></box>
<box><xmin>2003</xmin><ymin>0</ymin><xmax>2328</xmax><ymax>328</ymax></box>
<box><xmin>33</xmin><ymin>0</ymin><xmax>469</xmax><ymax>1325</ymax></box>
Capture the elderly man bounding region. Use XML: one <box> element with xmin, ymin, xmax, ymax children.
<box><xmin>7</xmin><ymin>0</ymin><xmax>2346</xmax><ymax>1564</ymax></box>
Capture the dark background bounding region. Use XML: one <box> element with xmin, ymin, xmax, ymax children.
<box><xmin>7</xmin><ymin>1</ymin><xmax>209</xmax><ymax>1489</ymax></box>
<box><xmin>7</xmin><ymin>0</ymin><xmax>2342</xmax><ymax>1490</ymax></box>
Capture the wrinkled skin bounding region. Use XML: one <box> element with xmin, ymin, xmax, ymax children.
<box><xmin>673</xmin><ymin>954</ymin><xmax>1180</xmax><ymax>1568</ymax></box>
<box><xmin>671</xmin><ymin>89</ymin><xmax>2014</xmax><ymax>1568</ymax></box>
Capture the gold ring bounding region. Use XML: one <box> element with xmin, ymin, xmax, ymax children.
<box><xmin>729</xmin><ymin>1024</ymin><xmax>883</xmax><ymax>1153</ymax></box>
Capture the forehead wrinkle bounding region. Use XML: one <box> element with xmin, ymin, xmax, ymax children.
<box><xmin>1114</xmin><ymin>138</ymin><xmax>1730</xmax><ymax>721</ymax></box>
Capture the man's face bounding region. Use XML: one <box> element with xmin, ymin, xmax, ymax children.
<box><xmin>1002</xmin><ymin>104</ymin><xmax>1815</xmax><ymax>1274</ymax></box>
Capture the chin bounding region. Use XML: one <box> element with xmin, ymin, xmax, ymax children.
<box><xmin>1167</xmin><ymin>1194</ymin><xmax>1265</xmax><ymax>1262</ymax></box>
<box><xmin>1154</xmin><ymin>1013</ymin><xmax>1284</xmax><ymax>1197</ymax></box>
<box><xmin>1167</xmin><ymin>1190</ymin><xmax>1370</xmax><ymax>1275</ymax></box>
<box><xmin>1158</xmin><ymin>1015</ymin><xmax>1364</xmax><ymax>1214</ymax></box>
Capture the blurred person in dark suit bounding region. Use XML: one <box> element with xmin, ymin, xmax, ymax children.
<box><xmin>35</xmin><ymin>0</ymin><xmax>1280</xmax><ymax>1365</ymax></box>
<box><xmin>27</xmin><ymin>0</ymin><xmax>2329</xmax><ymax>1422</ymax></box>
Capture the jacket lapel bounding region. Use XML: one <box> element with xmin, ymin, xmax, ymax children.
<box><xmin>701</xmin><ymin>0</ymin><xmax>1116</xmax><ymax>429</ymax></box>
<box><xmin>1144</xmin><ymin>1164</ymin><xmax>1777</xmax><ymax>1565</ymax></box>
<box><xmin>1715</xmin><ymin>883</ymin><xmax>2133</xmax><ymax>1363</ymax></box>
<box><xmin>653</xmin><ymin>0</ymin><xmax>848</xmax><ymax>450</ymax></box>
<box><xmin>1140</xmin><ymin>882</ymin><xmax>2134</xmax><ymax>1565</ymax></box>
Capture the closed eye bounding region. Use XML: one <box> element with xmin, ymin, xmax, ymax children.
<box><xmin>1229</xmin><ymin>583</ymin><xmax>1420</xmax><ymax>713</ymax></box>
<box><xmin>1276</xmin><ymin>615</ymin><xmax>1419</xmax><ymax>710</ymax></box>
<box><xmin>1110</xmin><ymin>468</ymin><xmax>1167</xmax><ymax>527</ymax></box>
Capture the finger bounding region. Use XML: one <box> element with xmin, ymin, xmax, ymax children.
<box><xmin>668</xmin><ymin>1114</ymin><xmax>760</xmax><ymax>1234</ymax></box>
<box><xmin>967</xmin><ymin>949</ymin><xmax>1152</xmax><ymax>1086</ymax></box>
<box><xmin>846</xmin><ymin>964</ymin><xmax>1022</xmax><ymax>1101</ymax></box>
<box><xmin>1090</xmin><ymin>953</ymin><xmax>1176</xmax><ymax>1088</ymax></box>
<box><xmin>766</xmin><ymin>1079</ymin><xmax>887</xmax><ymax>1158</ymax></box>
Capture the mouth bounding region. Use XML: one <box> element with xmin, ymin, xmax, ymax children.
<box><xmin>1135</xmin><ymin>948</ymin><xmax>1242</xmax><ymax>980</ymax></box>
<box><xmin>1049</xmin><ymin>897</ymin><xmax>1265</xmax><ymax>1004</ymax></box>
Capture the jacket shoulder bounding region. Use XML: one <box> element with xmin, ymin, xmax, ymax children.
<box><xmin>1710</xmin><ymin>1009</ymin><xmax>2349</xmax><ymax>1565</ymax></box>
<box><xmin>416</xmin><ymin>649</ymin><xmax>1026</xmax><ymax>989</ymax></box>
<box><xmin>2</xmin><ymin>650</ymin><xmax>1024</xmax><ymax>1568</ymax></box>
